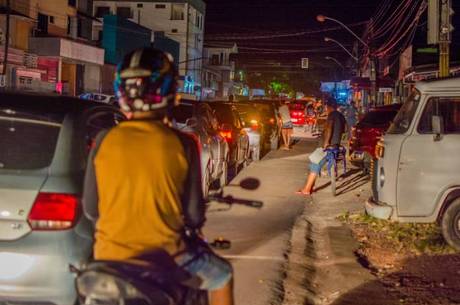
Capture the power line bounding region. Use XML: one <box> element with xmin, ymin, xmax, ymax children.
<box><xmin>205</xmin><ymin>21</ymin><xmax>368</xmax><ymax>41</ymax></box>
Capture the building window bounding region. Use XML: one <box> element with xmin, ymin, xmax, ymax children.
<box><xmin>68</xmin><ymin>0</ymin><xmax>76</xmax><ymax>7</ymax></box>
<box><xmin>116</xmin><ymin>7</ymin><xmax>133</xmax><ymax>19</ymax></box>
<box><xmin>194</xmin><ymin>34</ymin><xmax>201</xmax><ymax>48</ymax></box>
<box><xmin>137</xmin><ymin>3</ymin><xmax>143</xmax><ymax>8</ymax></box>
<box><xmin>67</xmin><ymin>16</ymin><xmax>71</xmax><ymax>35</ymax></box>
<box><xmin>171</xmin><ymin>29</ymin><xmax>178</xmax><ymax>33</ymax></box>
<box><xmin>171</xmin><ymin>4</ymin><xmax>185</xmax><ymax>20</ymax></box>
<box><xmin>155</xmin><ymin>4</ymin><xmax>166</xmax><ymax>9</ymax></box>
<box><xmin>37</xmin><ymin>13</ymin><xmax>49</xmax><ymax>34</ymax></box>
<box><xmin>195</xmin><ymin>14</ymin><xmax>203</xmax><ymax>29</ymax></box>
<box><xmin>49</xmin><ymin>16</ymin><xmax>55</xmax><ymax>24</ymax></box>
<box><xmin>95</xmin><ymin>6</ymin><xmax>110</xmax><ymax>18</ymax></box>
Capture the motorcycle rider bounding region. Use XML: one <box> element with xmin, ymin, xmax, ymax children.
<box><xmin>83</xmin><ymin>48</ymin><xmax>233</xmax><ymax>305</ymax></box>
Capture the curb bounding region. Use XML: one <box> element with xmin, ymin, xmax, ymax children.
<box><xmin>280</xmin><ymin>203</ymin><xmax>320</xmax><ymax>305</ymax></box>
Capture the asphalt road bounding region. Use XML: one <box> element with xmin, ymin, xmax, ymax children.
<box><xmin>204</xmin><ymin>138</ymin><xmax>317</xmax><ymax>305</ymax></box>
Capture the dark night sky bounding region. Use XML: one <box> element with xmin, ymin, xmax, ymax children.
<box><xmin>203</xmin><ymin>0</ymin><xmax>460</xmax><ymax>93</ymax></box>
<box><xmin>204</xmin><ymin>0</ymin><xmax>380</xmax><ymax>82</ymax></box>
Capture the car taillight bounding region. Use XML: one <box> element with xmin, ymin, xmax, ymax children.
<box><xmin>220</xmin><ymin>131</ymin><xmax>233</xmax><ymax>142</ymax></box>
<box><xmin>28</xmin><ymin>193</ymin><xmax>79</xmax><ymax>230</ymax></box>
<box><xmin>250</xmin><ymin>119</ymin><xmax>259</xmax><ymax>131</ymax></box>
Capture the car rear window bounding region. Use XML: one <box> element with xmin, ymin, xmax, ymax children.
<box><xmin>211</xmin><ymin>105</ymin><xmax>234</xmax><ymax>125</ymax></box>
<box><xmin>0</xmin><ymin>108</ymin><xmax>63</xmax><ymax>170</ymax></box>
<box><xmin>289</xmin><ymin>103</ymin><xmax>306</xmax><ymax>110</ymax></box>
<box><xmin>360</xmin><ymin>110</ymin><xmax>398</xmax><ymax>126</ymax></box>
<box><xmin>173</xmin><ymin>104</ymin><xmax>194</xmax><ymax>123</ymax></box>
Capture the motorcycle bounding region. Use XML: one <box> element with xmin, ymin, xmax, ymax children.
<box><xmin>72</xmin><ymin>178</ymin><xmax>263</xmax><ymax>305</ymax></box>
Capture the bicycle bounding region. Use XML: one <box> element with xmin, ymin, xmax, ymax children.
<box><xmin>324</xmin><ymin>145</ymin><xmax>347</xmax><ymax>196</ymax></box>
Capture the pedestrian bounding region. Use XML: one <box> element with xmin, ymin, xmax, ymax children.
<box><xmin>296</xmin><ymin>97</ymin><xmax>347</xmax><ymax>196</ymax></box>
<box><xmin>345</xmin><ymin>101</ymin><xmax>358</xmax><ymax>139</ymax></box>
<box><xmin>278</xmin><ymin>100</ymin><xmax>293</xmax><ymax>150</ymax></box>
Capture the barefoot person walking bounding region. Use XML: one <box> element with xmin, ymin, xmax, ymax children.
<box><xmin>297</xmin><ymin>98</ymin><xmax>347</xmax><ymax>195</ymax></box>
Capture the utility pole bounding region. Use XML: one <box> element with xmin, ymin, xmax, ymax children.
<box><xmin>439</xmin><ymin>0</ymin><xmax>454</xmax><ymax>77</ymax></box>
<box><xmin>1</xmin><ymin>0</ymin><xmax>10</xmax><ymax>87</ymax></box>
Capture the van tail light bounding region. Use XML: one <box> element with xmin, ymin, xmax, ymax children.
<box><xmin>28</xmin><ymin>193</ymin><xmax>79</xmax><ymax>230</ymax></box>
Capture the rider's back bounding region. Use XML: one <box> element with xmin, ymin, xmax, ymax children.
<box><xmin>94</xmin><ymin>120</ymin><xmax>188</xmax><ymax>260</ymax></box>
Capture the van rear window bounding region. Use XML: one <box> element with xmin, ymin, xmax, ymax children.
<box><xmin>0</xmin><ymin>109</ymin><xmax>62</xmax><ymax>170</ymax></box>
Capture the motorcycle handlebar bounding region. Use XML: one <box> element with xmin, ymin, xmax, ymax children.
<box><xmin>208</xmin><ymin>195</ymin><xmax>264</xmax><ymax>209</ymax></box>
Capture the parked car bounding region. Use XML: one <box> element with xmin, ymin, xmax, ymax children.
<box><xmin>349</xmin><ymin>104</ymin><xmax>401</xmax><ymax>170</ymax></box>
<box><xmin>366</xmin><ymin>77</ymin><xmax>460</xmax><ymax>250</ymax></box>
<box><xmin>250</xmin><ymin>100</ymin><xmax>281</xmax><ymax>151</ymax></box>
<box><xmin>233</xmin><ymin>102</ymin><xmax>264</xmax><ymax>161</ymax></box>
<box><xmin>289</xmin><ymin>102</ymin><xmax>306</xmax><ymax>126</ymax></box>
<box><xmin>172</xmin><ymin>100</ymin><xmax>229</xmax><ymax>194</ymax></box>
<box><xmin>79</xmin><ymin>92</ymin><xmax>118</xmax><ymax>106</ymax></box>
<box><xmin>0</xmin><ymin>92</ymin><xmax>125</xmax><ymax>305</ymax></box>
<box><xmin>206</xmin><ymin>102</ymin><xmax>250</xmax><ymax>172</ymax></box>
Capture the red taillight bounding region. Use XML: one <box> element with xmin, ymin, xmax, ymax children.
<box><xmin>28</xmin><ymin>193</ymin><xmax>79</xmax><ymax>230</ymax></box>
<box><xmin>220</xmin><ymin>131</ymin><xmax>233</xmax><ymax>142</ymax></box>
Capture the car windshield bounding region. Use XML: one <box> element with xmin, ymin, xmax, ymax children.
<box><xmin>360</xmin><ymin>109</ymin><xmax>399</xmax><ymax>126</ymax></box>
<box><xmin>0</xmin><ymin>108</ymin><xmax>63</xmax><ymax>170</ymax></box>
<box><xmin>253</xmin><ymin>103</ymin><xmax>276</xmax><ymax>119</ymax></box>
<box><xmin>289</xmin><ymin>103</ymin><xmax>305</xmax><ymax>110</ymax></box>
<box><xmin>387</xmin><ymin>91</ymin><xmax>421</xmax><ymax>134</ymax></box>
<box><xmin>235</xmin><ymin>104</ymin><xmax>258</xmax><ymax>122</ymax></box>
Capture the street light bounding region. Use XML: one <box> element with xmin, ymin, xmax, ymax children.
<box><xmin>317</xmin><ymin>14</ymin><xmax>369</xmax><ymax>48</ymax></box>
<box><xmin>325</xmin><ymin>56</ymin><xmax>345</xmax><ymax>69</ymax></box>
<box><xmin>324</xmin><ymin>37</ymin><xmax>358</xmax><ymax>61</ymax></box>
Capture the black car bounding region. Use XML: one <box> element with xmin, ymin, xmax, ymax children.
<box><xmin>206</xmin><ymin>102</ymin><xmax>250</xmax><ymax>173</ymax></box>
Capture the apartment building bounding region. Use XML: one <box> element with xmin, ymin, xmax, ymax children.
<box><xmin>92</xmin><ymin>0</ymin><xmax>205</xmax><ymax>96</ymax></box>
<box><xmin>0</xmin><ymin>0</ymin><xmax>104</xmax><ymax>95</ymax></box>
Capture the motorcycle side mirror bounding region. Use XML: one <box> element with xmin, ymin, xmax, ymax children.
<box><xmin>239</xmin><ymin>178</ymin><xmax>260</xmax><ymax>190</ymax></box>
<box><xmin>186</xmin><ymin>117</ymin><xmax>198</xmax><ymax>128</ymax></box>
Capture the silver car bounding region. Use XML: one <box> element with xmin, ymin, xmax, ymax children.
<box><xmin>0</xmin><ymin>93</ymin><xmax>124</xmax><ymax>305</ymax></box>
<box><xmin>172</xmin><ymin>100</ymin><xmax>229</xmax><ymax>195</ymax></box>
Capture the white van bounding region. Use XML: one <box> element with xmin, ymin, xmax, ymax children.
<box><xmin>366</xmin><ymin>77</ymin><xmax>460</xmax><ymax>249</ymax></box>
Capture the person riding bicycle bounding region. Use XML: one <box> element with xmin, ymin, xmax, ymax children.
<box><xmin>296</xmin><ymin>97</ymin><xmax>347</xmax><ymax>196</ymax></box>
<box><xmin>82</xmin><ymin>48</ymin><xmax>233</xmax><ymax>305</ymax></box>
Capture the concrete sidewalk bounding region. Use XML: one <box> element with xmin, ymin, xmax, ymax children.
<box><xmin>204</xmin><ymin>139</ymin><xmax>315</xmax><ymax>305</ymax></box>
<box><xmin>281</xmin><ymin>153</ymin><xmax>401</xmax><ymax>305</ymax></box>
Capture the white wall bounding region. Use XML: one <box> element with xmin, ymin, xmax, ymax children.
<box><xmin>84</xmin><ymin>64</ymin><xmax>102</xmax><ymax>92</ymax></box>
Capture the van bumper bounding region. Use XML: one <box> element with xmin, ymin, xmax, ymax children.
<box><xmin>365</xmin><ymin>197</ymin><xmax>393</xmax><ymax>220</ymax></box>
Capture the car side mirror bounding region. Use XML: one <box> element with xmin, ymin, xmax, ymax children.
<box><xmin>432</xmin><ymin>115</ymin><xmax>444</xmax><ymax>141</ymax></box>
<box><xmin>186</xmin><ymin>118</ymin><xmax>198</xmax><ymax>128</ymax></box>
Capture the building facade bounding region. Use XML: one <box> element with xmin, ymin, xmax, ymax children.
<box><xmin>202</xmin><ymin>44</ymin><xmax>238</xmax><ymax>100</ymax></box>
<box><xmin>0</xmin><ymin>0</ymin><xmax>105</xmax><ymax>95</ymax></box>
<box><xmin>92</xmin><ymin>0</ymin><xmax>205</xmax><ymax>97</ymax></box>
